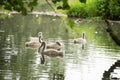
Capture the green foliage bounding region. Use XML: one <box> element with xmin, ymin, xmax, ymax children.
<box><xmin>52</xmin><ymin>0</ymin><xmax>62</xmax><ymax>4</ymax></box>
<box><xmin>67</xmin><ymin>4</ymin><xmax>87</xmax><ymax>18</ymax></box>
<box><xmin>0</xmin><ymin>0</ymin><xmax>38</xmax><ymax>15</ymax></box>
<box><xmin>52</xmin><ymin>0</ymin><xmax>70</xmax><ymax>9</ymax></box>
<box><xmin>79</xmin><ymin>0</ymin><xmax>86</xmax><ymax>3</ymax></box>
<box><xmin>0</xmin><ymin>0</ymin><xmax>119</xmax><ymax>19</ymax></box>
<box><xmin>67</xmin><ymin>0</ymin><xmax>98</xmax><ymax>18</ymax></box>
<box><xmin>109</xmin><ymin>0</ymin><xmax>120</xmax><ymax>20</ymax></box>
<box><xmin>96</xmin><ymin>0</ymin><xmax>110</xmax><ymax>18</ymax></box>
<box><xmin>97</xmin><ymin>0</ymin><xmax>120</xmax><ymax>20</ymax></box>
<box><xmin>67</xmin><ymin>0</ymin><xmax>120</xmax><ymax>20</ymax></box>
<box><xmin>85</xmin><ymin>0</ymin><xmax>98</xmax><ymax>17</ymax></box>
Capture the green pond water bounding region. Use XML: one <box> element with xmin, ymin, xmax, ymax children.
<box><xmin>0</xmin><ymin>14</ymin><xmax>120</xmax><ymax>80</ymax></box>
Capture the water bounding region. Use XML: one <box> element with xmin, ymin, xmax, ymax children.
<box><xmin>0</xmin><ymin>14</ymin><xmax>120</xmax><ymax>80</ymax></box>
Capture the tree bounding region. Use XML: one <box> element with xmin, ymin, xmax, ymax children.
<box><xmin>0</xmin><ymin>0</ymin><xmax>38</xmax><ymax>15</ymax></box>
<box><xmin>0</xmin><ymin>0</ymin><xmax>87</xmax><ymax>15</ymax></box>
<box><xmin>52</xmin><ymin>0</ymin><xmax>86</xmax><ymax>9</ymax></box>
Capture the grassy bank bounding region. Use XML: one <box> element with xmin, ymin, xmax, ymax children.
<box><xmin>66</xmin><ymin>0</ymin><xmax>120</xmax><ymax>20</ymax></box>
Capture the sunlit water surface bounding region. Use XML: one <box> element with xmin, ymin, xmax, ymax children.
<box><xmin>0</xmin><ymin>14</ymin><xmax>120</xmax><ymax>80</ymax></box>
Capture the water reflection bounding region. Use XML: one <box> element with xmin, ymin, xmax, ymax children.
<box><xmin>0</xmin><ymin>14</ymin><xmax>120</xmax><ymax>80</ymax></box>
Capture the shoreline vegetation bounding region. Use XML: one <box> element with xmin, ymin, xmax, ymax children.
<box><xmin>67</xmin><ymin>0</ymin><xmax>120</xmax><ymax>20</ymax></box>
<box><xmin>0</xmin><ymin>0</ymin><xmax>120</xmax><ymax>20</ymax></box>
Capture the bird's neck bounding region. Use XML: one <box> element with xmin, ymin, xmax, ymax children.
<box><xmin>39</xmin><ymin>36</ymin><xmax>42</xmax><ymax>43</ymax></box>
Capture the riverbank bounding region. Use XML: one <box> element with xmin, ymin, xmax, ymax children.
<box><xmin>105</xmin><ymin>20</ymin><xmax>120</xmax><ymax>46</ymax></box>
<box><xmin>0</xmin><ymin>11</ymin><xmax>67</xmax><ymax>17</ymax></box>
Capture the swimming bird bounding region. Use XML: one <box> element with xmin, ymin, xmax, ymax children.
<box><xmin>25</xmin><ymin>40</ymin><xmax>62</xmax><ymax>50</ymax></box>
<box><xmin>73</xmin><ymin>32</ymin><xmax>87</xmax><ymax>44</ymax></box>
<box><xmin>25</xmin><ymin>32</ymin><xmax>62</xmax><ymax>50</ymax></box>
<box><xmin>25</xmin><ymin>32</ymin><xmax>43</xmax><ymax>48</ymax></box>
<box><xmin>74</xmin><ymin>18</ymin><xmax>83</xmax><ymax>24</ymax></box>
<box><xmin>29</xmin><ymin>37</ymin><xmax>39</xmax><ymax>42</ymax></box>
<box><xmin>73</xmin><ymin>32</ymin><xmax>87</xmax><ymax>49</ymax></box>
<box><xmin>38</xmin><ymin>41</ymin><xmax>64</xmax><ymax>58</ymax></box>
<box><xmin>46</xmin><ymin>41</ymin><xmax>62</xmax><ymax>50</ymax></box>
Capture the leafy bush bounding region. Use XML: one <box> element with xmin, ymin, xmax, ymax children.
<box><xmin>0</xmin><ymin>0</ymin><xmax>38</xmax><ymax>15</ymax></box>
<box><xmin>109</xmin><ymin>0</ymin><xmax>120</xmax><ymax>20</ymax></box>
<box><xmin>67</xmin><ymin>0</ymin><xmax>98</xmax><ymax>18</ymax></box>
<box><xmin>97</xmin><ymin>0</ymin><xmax>120</xmax><ymax>20</ymax></box>
<box><xmin>67</xmin><ymin>0</ymin><xmax>120</xmax><ymax>20</ymax></box>
<box><xmin>67</xmin><ymin>4</ymin><xmax>88</xmax><ymax>18</ymax></box>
